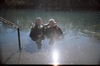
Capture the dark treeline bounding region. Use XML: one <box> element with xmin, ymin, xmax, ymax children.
<box><xmin>0</xmin><ymin>0</ymin><xmax>100</xmax><ymax>10</ymax></box>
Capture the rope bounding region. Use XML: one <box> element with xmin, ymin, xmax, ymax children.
<box><xmin>18</xmin><ymin>50</ymin><xmax>22</xmax><ymax>64</ymax></box>
<box><xmin>0</xmin><ymin>17</ymin><xmax>19</xmax><ymax>28</ymax></box>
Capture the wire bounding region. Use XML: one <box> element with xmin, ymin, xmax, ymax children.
<box><xmin>4</xmin><ymin>49</ymin><xmax>21</xmax><ymax>64</ymax></box>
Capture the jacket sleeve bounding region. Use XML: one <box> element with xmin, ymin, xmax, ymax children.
<box><xmin>29</xmin><ymin>28</ymin><xmax>36</xmax><ymax>38</ymax></box>
<box><xmin>57</xmin><ymin>27</ymin><xmax>63</xmax><ymax>35</ymax></box>
<box><xmin>43</xmin><ymin>27</ymin><xmax>48</xmax><ymax>36</ymax></box>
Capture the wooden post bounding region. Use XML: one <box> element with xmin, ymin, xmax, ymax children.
<box><xmin>17</xmin><ymin>28</ymin><xmax>21</xmax><ymax>50</ymax></box>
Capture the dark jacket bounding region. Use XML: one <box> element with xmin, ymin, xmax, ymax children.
<box><xmin>29</xmin><ymin>24</ymin><xmax>45</xmax><ymax>41</ymax></box>
<box><xmin>45</xmin><ymin>25</ymin><xmax>63</xmax><ymax>39</ymax></box>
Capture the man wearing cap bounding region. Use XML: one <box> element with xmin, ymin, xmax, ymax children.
<box><xmin>44</xmin><ymin>19</ymin><xmax>63</xmax><ymax>45</ymax></box>
<box><xmin>29</xmin><ymin>17</ymin><xmax>45</xmax><ymax>49</ymax></box>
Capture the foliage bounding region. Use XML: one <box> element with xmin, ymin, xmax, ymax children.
<box><xmin>3</xmin><ymin>0</ymin><xmax>100</xmax><ymax>10</ymax></box>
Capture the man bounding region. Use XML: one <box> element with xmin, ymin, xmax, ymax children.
<box><xmin>29</xmin><ymin>17</ymin><xmax>45</xmax><ymax>49</ymax></box>
<box><xmin>45</xmin><ymin>19</ymin><xmax>63</xmax><ymax>45</ymax></box>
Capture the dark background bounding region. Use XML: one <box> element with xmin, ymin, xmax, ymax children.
<box><xmin>0</xmin><ymin>0</ymin><xmax>100</xmax><ymax>11</ymax></box>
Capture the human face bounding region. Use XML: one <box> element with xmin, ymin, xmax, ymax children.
<box><xmin>49</xmin><ymin>21</ymin><xmax>55</xmax><ymax>27</ymax></box>
<box><xmin>36</xmin><ymin>19</ymin><xmax>42</xmax><ymax>26</ymax></box>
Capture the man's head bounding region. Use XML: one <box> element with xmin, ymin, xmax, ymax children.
<box><xmin>36</xmin><ymin>17</ymin><xmax>42</xmax><ymax>26</ymax></box>
<box><xmin>49</xmin><ymin>19</ymin><xmax>57</xmax><ymax>27</ymax></box>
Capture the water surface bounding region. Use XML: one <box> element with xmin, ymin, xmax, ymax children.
<box><xmin>0</xmin><ymin>9</ymin><xmax>100</xmax><ymax>64</ymax></box>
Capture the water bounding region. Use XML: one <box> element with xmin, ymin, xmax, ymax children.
<box><xmin>0</xmin><ymin>9</ymin><xmax>100</xmax><ymax>64</ymax></box>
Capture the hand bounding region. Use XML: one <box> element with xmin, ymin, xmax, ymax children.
<box><xmin>38</xmin><ymin>35</ymin><xmax>42</xmax><ymax>38</ymax></box>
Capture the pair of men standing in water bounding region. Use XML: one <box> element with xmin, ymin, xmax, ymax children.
<box><xmin>29</xmin><ymin>17</ymin><xmax>63</xmax><ymax>49</ymax></box>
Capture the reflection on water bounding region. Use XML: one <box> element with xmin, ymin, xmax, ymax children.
<box><xmin>52</xmin><ymin>49</ymin><xmax>59</xmax><ymax>66</ymax></box>
<box><xmin>0</xmin><ymin>9</ymin><xmax>100</xmax><ymax>64</ymax></box>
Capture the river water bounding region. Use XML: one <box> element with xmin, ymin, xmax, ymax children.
<box><xmin>0</xmin><ymin>9</ymin><xmax>100</xmax><ymax>64</ymax></box>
